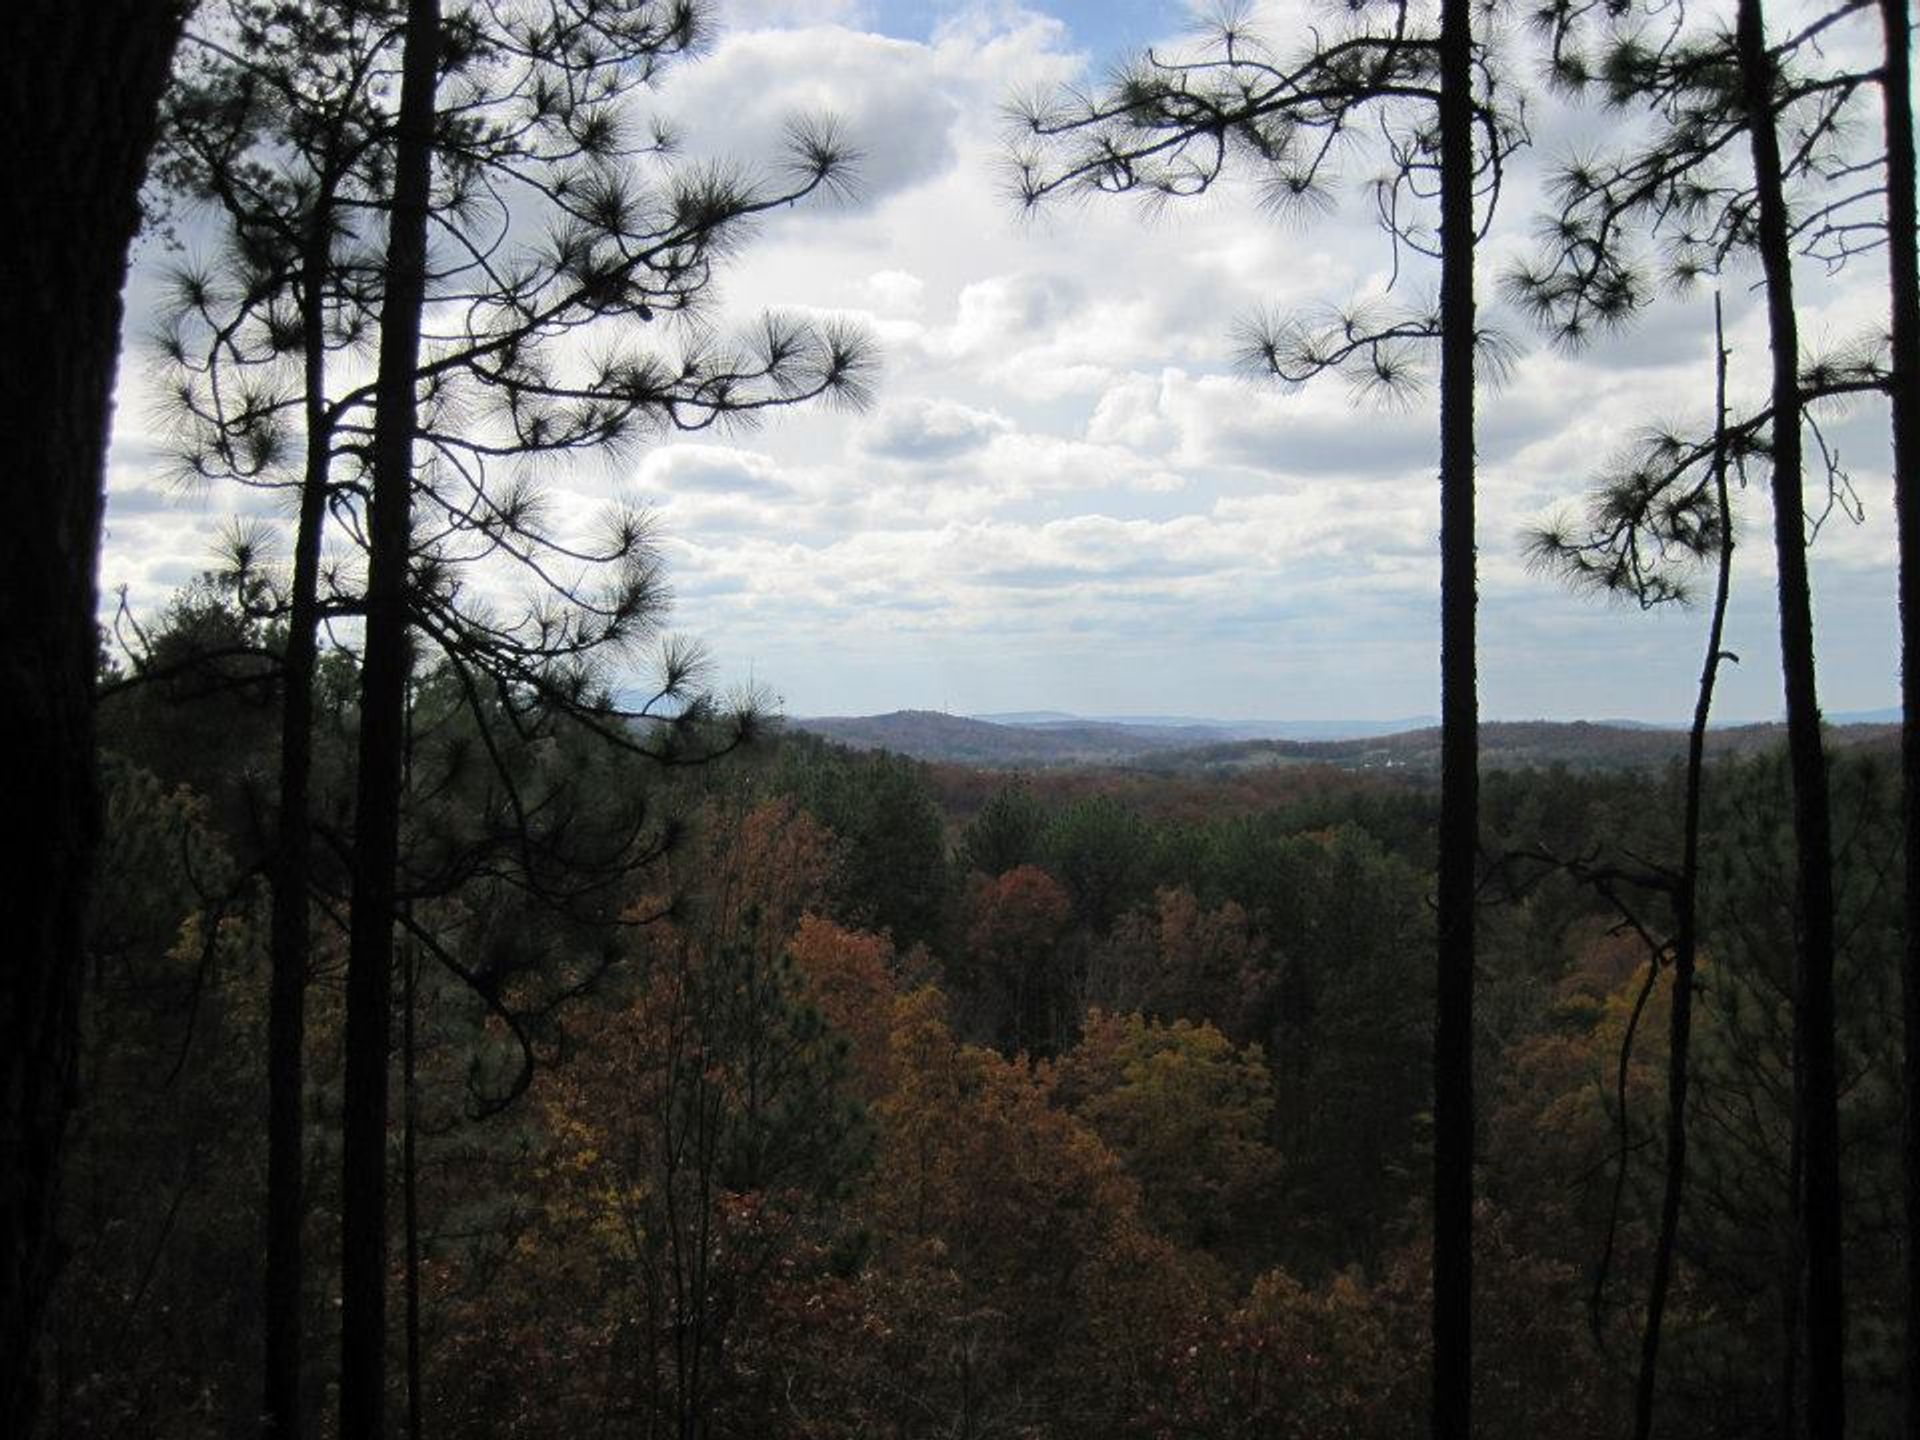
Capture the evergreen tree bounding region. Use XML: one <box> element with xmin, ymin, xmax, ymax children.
<box><xmin>149</xmin><ymin>3</ymin><xmax>873</xmax><ymax>1431</ymax></box>
<box><xmin>1526</xmin><ymin>296</ymin><xmax>1740</xmax><ymax>1439</ymax></box>
<box><xmin>1012</xmin><ymin>5</ymin><xmax>1523</xmax><ymax>1428</ymax></box>
<box><xmin>1510</xmin><ymin>2</ymin><xmax>1901</xmax><ymax>1424</ymax></box>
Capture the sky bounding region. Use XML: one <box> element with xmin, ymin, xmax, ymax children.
<box><xmin>100</xmin><ymin>0</ymin><xmax>1906</xmax><ymax>724</ymax></box>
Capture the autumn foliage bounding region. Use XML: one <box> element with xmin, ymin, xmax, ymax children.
<box><xmin>52</xmin><ymin>681</ymin><xmax>1912</xmax><ymax>1437</ymax></box>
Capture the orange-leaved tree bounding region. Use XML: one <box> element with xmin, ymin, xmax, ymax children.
<box><xmin>1050</xmin><ymin>1009</ymin><xmax>1280</xmax><ymax>1261</ymax></box>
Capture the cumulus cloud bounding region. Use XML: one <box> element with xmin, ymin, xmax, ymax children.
<box><xmin>652</xmin><ymin>26</ymin><xmax>962</xmax><ymax>209</ymax></box>
<box><xmin>971</xmin><ymin>430</ymin><xmax>1184</xmax><ymax>495</ymax></box>
<box><xmin>633</xmin><ymin>444</ymin><xmax>797</xmax><ymax>500</ymax></box>
<box><xmin>97</xmin><ymin>0</ymin><xmax>1903</xmax><ymax>721</ymax></box>
<box><xmin>936</xmin><ymin>273</ymin><xmax>1081</xmax><ymax>355</ymax></box>
<box><xmin>861</xmin><ymin>396</ymin><xmax>1012</xmax><ymax>461</ymax></box>
<box><xmin>1087</xmin><ymin>373</ymin><xmax>1179</xmax><ymax>451</ymax></box>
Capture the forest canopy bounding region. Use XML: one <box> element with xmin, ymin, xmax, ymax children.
<box><xmin>12</xmin><ymin>1</ymin><xmax>1919</xmax><ymax>1438</ymax></box>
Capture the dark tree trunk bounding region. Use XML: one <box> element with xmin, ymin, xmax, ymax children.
<box><xmin>339</xmin><ymin>4</ymin><xmax>440</xmax><ymax>1436</ymax></box>
<box><xmin>1880</xmin><ymin>0</ymin><xmax>1920</xmax><ymax>1429</ymax></box>
<box><xmin>401</xmin><ymin>679</ymin><xmax>422</xmax><ymax>1440</ymax></box>
<box><xmin>1635</xmin><ymin>295</ymin><xmax>1736</xmax><ymax>1440</ymax></box>
<box><xmin>1</xmin><ymin>6</ymin><xmax>185</xmax><ymax>1434</ymax></box>
<box><xmin>264</xmin><ymin>201</ymin><xmax>340</xmax><ymax>1440</ymax></box>
<box><xmin>1783</xmin><ymin>1096</ymin><xmax>1807</xmax><ymax>1438</ymax></box>
<box><xmin>1432</xmin><ymin>0</ymin><xmax>1478</xmax><ymax>1435</ymax></box>
<box><xmin>1736</xmin><ymin>1</ymin><xmax>1846</xmax><ymax>1433</ymax></box>
<box><xmin>403</xmin><ymin>938</ymin><xmax>423</xmax><ymax>1440</ymax></box>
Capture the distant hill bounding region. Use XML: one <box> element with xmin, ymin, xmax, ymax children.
<box><xmin>972</xmin><ymin>710</ymin><xmax>1439</xmax><ymax>741</ymax></box>
<box><xmin>784</xmin><ymin>709</ymin><xmax>1899</xmax><ymax>775</ymax></box>
<box><xmin>1141</xmin><ymin>719</ymin><xmax>1899</xmax><ymax>776</ymax></box>
<box><xmin>786</xmin><ymin>710</ymin><xmax>1223</xmax><ymax>766</ymax></box>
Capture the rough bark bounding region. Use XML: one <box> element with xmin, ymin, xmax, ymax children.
<box><xmin>0</xmin><ymin>6</ymin><xmax>185</xmax><ymax>1434</ymax></box>
<box><xmin>339</xmin><ymin>3</ymin><xmax>440</xmax><ymax>1435</ymax></box>
<box><xmin>1432</xmin><ymin>0</ymin><xmax>1479</xmax><ymax>1435</ymax></box>
<box><xmin>1736</xmin><ymin>1</ymin><xmax>1846</xmax><ymax>1433</ymax></box>
<box><xmin>1879</xmin><ymin>1</ymin><xmax>1920</xmax><ymax>1433</ymax></box>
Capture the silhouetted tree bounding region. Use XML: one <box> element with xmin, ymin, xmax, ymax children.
<box><xmin>1013</xmin><ymin>5</ymin><xmax>1522</xmax><ymax>1429</ymax></box>
<box><xmin>150</xmin><ymin>3</ymin><xmax>872</xmax><ymax>1430</ymax></box>
<box><xmin>338</xmin><ymin>6</ymin><xmax>439</xmax><ymax>1432</ymax></box>
<box><xmin>1508</xmin><ymin>3</ymin><xmax>1894</xmax><ymax>1424</ymax></box>
<box><xmin>2</xmin><ymin>5</ymin><xmax>187</xmax><ymax>1433</ymax></box>
<box><xmin>1877</xmin><ymin>1</ymin><xmax>1920</xmax><ymax>1428</ymax></box>
<box><xmin>154</xmin><ymin>10</ymin><xmax>402</xmax><ymax>1423</ymax></box>
<box><xmin>1526</xmin><ymin>295</ymin><xmax>1740</xmax><ymax>1440</ymax></box>
<box><xmin>1736</xmin><ymin>9</ymin><xmax>1845</xmax><ymax>1423</ymax></box>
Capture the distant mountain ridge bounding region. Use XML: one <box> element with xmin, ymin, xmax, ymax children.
<box><xmin>783</xmin><ymin>709</ymin><xmax>1899</xmax><ymax>773</ymax></box>
<box><xmin>972</xmin><ymin>711</ymin><xmax>1438</xmax><ymax>741</ymax></box>
<box><xmin>786</xmin><ymin>710</ymin><xmax>1218</xmax><ymax>766</ymax></box>
<box><xmin>1146</xmin><ymin>719</ymin><xmax>1897</xmax><ymax>776</ymax></box>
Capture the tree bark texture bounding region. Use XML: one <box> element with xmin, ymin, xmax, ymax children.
<box><xmin>1736</xmin><ymin>1</ymin><xmax>1846</xmax><ymax>1433</ymax></box>
<box><xmin>1432</xmin><ymin>1</ymin><xmax>1479</xmax><ymax>1436</ymax></box>
<box><xmin>0</xmin><ymin>6</ymin><xmax>185</xmax><ymax>1434</ymax></box>
<box><xmin>340</xmin><ymin>3</ymin><xmax>440</xmax><ymax>1436</ymax></box>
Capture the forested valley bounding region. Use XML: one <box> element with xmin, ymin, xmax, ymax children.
<box><xmin>9</xmin><ymin>0</ymin><xmax>1920</xmax><ymax>1437</ymax></box>
<box><xmin>56</xmin><ymin>627</ymin><xmax>1916</xmax><ymax>1436</ymax></box>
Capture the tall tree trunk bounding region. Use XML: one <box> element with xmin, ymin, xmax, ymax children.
<box><xmin>340</xmin><ymin>4</ymin><xmax>440</xmax><ymax>1436</ymax></box>
<box><xmin>1736</xmin><ymin>1</ymin><xmax>1846</xmax><ymax>1433</ymax></box>
<box><xmin>1</xmin><ymin>7</ymin><xmax>185</xmax><ymax>1435</ymax></box>
<box><xmin>403</xmin><ymin>936</ymin><xmax>422</xmax><ymax>1440</ymax></box>
<box><xmin>1432</xmin><ymin>0</ymin><xmax>1478</xmax><ymax>1435</ymax></box>
<box><xmin>1634</xmin><ymin>294</ymin><xmax>1736</xmax><ymax>1440</ymax></box>
<box><xmin>265</xmin><ymin>194</ymin><xmax>339</xmax><ymax>1440</ymax></box>
<box><xmin>402</xmin><ymin>694</ymin><xmax>423</xmax><ymax>1440</ymax></box>
<box><xmin>1783</xmin><ymin>1097</ymin><xmax>1807</xmax><ymax>1438</ymax></box>
<box><xmin>1880</xmin><ymin>1</ymin><xmax>1920</xmax><ymax>1434</ymax></box>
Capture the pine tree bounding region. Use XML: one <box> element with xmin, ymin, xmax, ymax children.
<box><xmin>1012</xmin><ymin>5</ymin><xmax>1522</xmax><ymax>1428</ymax></box>
<box><xmin>1509</xmin><ymin>2</ymin><xmax>1899</xmax><ymax>1425</ymax></box>
<box><xmin>149</xmin><ymin>4</ymin><xmax>873</xmax><ymax>1432</ymax></box>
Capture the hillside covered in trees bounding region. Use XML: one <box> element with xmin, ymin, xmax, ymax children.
<box><xmin>55</xmin><ymin>615</ymin><xmax>1915</xmax><ymax>1435</ymax></box>
<box><xmin>788</xmin><ymin>709</ymin><xmax>1904</xmax><ymax>774</ymax></box>
<box><xmin>10</xmin><ymin>0</ymin><xmax>1920</xmax><ymax>1438</ymax></box>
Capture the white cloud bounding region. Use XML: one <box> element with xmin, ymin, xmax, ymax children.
<box><xmin>652</xmin><ymin>26</ymin><xmax>962</xmax><ymax>208</ymax></box>
<box><xmin>633</xmin><ymin>444</ymin><xmax>798</xmax><ymax>499</ymax></box>
<box><xmin>861</xmin><ymin>268</ymin><xmax>927</xmax><ymax>315</ymax></box>
<box><xmin>861</xmin><ymin>396</ymin><xmax>1012</xmax><ymax>460</ymax></box>
<box><xmin>719</xmin><ymin>0</ymin><xmax>872</xmax><ymax>30</ymax></box>
<box><xmin>98</xmin><ymin>0</ymin><xmax>1904</xmax><ymax>723</ymax></box>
